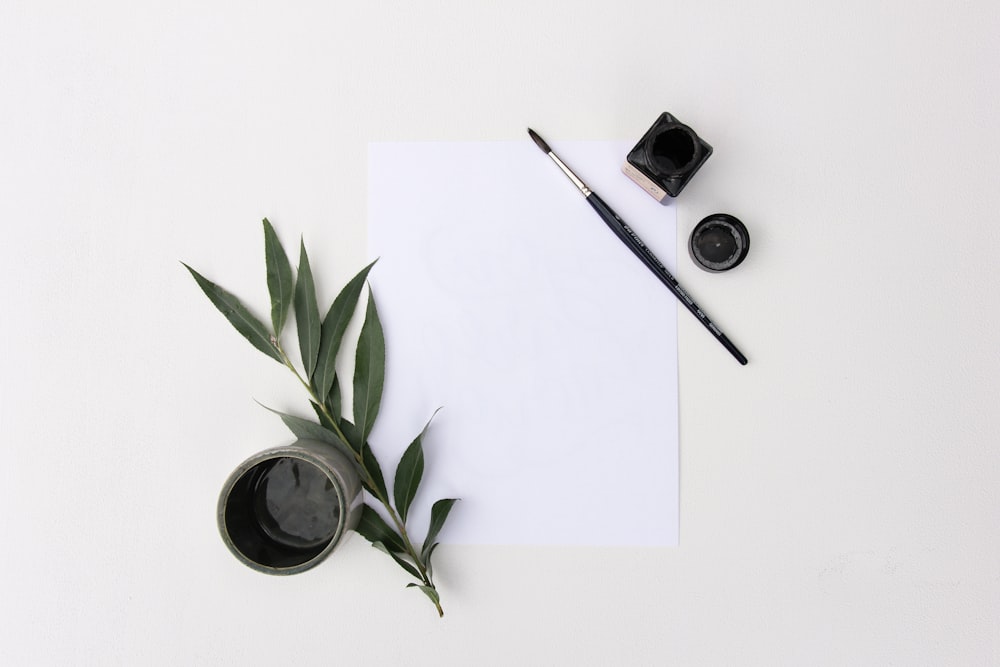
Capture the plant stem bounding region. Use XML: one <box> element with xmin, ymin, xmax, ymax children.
<box><xmin>276</xmin><ymin>343</ymin><xmax>444</xmax><ymax>617</ymax></box>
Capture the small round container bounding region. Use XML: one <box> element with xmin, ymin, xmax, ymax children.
<box><xmin>217</xmin><ymin>439</ymin><xmax>362</xmax><ymax>575</ymax></box>
<box><xmin>688</xmin><ymin>213</ymin><xmax>750</xmax><ymax>272</ymax></box>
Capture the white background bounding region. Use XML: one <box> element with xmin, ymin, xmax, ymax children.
<box><xmin>1</xmin><ymin>1</ymin><xmax>998</xmax><ymax>665</ymax></box>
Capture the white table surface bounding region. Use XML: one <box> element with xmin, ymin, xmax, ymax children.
<box><xmin>1</xmin><ymin>1</ymin><xmax>997</xmax><ymax>664</ymax></box>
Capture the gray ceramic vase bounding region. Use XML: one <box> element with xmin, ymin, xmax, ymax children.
<box><xmin>217</xmin><ymin>439</ymin><xmax>363</xmax><ymax>575</ymax></box>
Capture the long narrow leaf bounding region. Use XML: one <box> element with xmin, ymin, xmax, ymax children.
<box><xmin>263</xmin><ymin>219</ymin><xmax>294</xmax><ymax>336</ymax></box>
<box><xmin>327</xmin><ymin>375</ymin><xmax>343</xmax><ymax>422</ymax></box>
<box><xmin>355</xmin><ymin>504</ymin><xmax>406</xmax><ymax>553</ymax></box>
<box><xmin>183</xmin><ymin>263</ymin><xmax>282</xmax><ymax>363</ymax></box>
<box><xmin>372</xmin><ymin>541</ymin><xmax>421</xmax><ymax>579</ymax></box>
<box><xmin>406</xmin><ymin>584</ymin><xmax>441</xmax><ymax>607</ymax></box>
<box><xmin>393</xmin><ymin>438</ymin><xmax>423</xmax><ymax>524</ymax></box>
<box><xmin>310</xmin><ymin>401</ymin><xmax>338</xmax><ymax>432</ymax></box>
<box><xmin>423</xmin><ymin>498</ymin><xmax>458</xmax><ymax>559</ymax></box>
<box><xmin>257</xmin><ymin>402</ymin><xmax>355</xmax><ymax>461</ymax></box>
<box><xmin>423</xmin><ymin>542</ymin><xmax>440</xmax><ymax>579</ymax></box>
<box><xmin>313</xmin><ymin>261</ymin><xmax>377</xmax><ymax>402</ymax></box>
<box><xmin>339</xmin><ymin>418</ymin><xmax>363</xmax><ymax>455</ymax></box>
<box><xmin>353</xmin><ymin>291</ymin><xmax>385</xmax><ymax>442</ymax></box>
<box><xmin>293</xmin><ymin>238</ymin><xmax>321</xmax><ymax>378</ymax></box>
<box><xmin>393</xmin><ymin>409</ymin><xmax>441</xmax><ymax>522</ymax></box>
<box><xmin>362</xmin><ymin>443</ymin><xmax>388</xmax><ymax>500</ymax></box>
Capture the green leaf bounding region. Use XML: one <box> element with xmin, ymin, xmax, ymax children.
<box><xmin>355</xmin><ymin>504</ymin><xmax>406</xmax><ymax>553</ymax></box>
<box><xmin>257</xmin><ymin>402</ymin><xmax>355</xmax><ymax>461</ymax></box>
<box><xmin>310</xmin><ymin>401</ymin><xmax>338</xmax><ymax>432</ymax></box>
<box><xmin>362</xmin><ymin>443</ymin><xmax>388</xmax><ymax>500</ymax></box>
<box><xmin>393</xmin><ymin>409</ymin><xmax>440</xmax><ymax>522</ymax></box>
<box><xmin>293</xmin><ymin>238</ymin><xmax>321</xmax><ymax>378</ymax></box>
<box><xmin>423</xmin><ymin>498</ymin><xmax>458</xmax><ymax>559</ymax></box>
<box><xmin>327</xmin><ymin>375</ymin><xmax>343</xmax><ymax>421</ymax></box>
<box><xmin>353</xmin><ymin>291</ymin><xmax>385</xmax><ymax>442</ymax></box>
<box><xmin>182</xmin><ymin>263</ymin><xmax>282</xmax><ymax>363</ymax></box>
<box><xmin>372</xmin><ymin>541</ymin><xmax>421</xmax><ymax>579</ymax></box>
<box><xmin>263</xmin><ymin>219</ymin><xmax>294</xmax><ymax>336</ymax></box>
<box><xmin>340</xmin><ymin>418</ymin><xmax>363</xmax><ymax>455</ymax></box>
<box><xmin>393</xmin><ymin>437</ymin><xmax>423</xmax><ymax>524</ymax></box>
<box><xmin>313</xmin><ymin>260</ymin><xmax>377</xmax><ymax>402</ymax></box>
<box><xmin>424</xmin><ymin>542</ymin><xmax>440</xmax><ymax>579</ymax></box>
<box><xmin>406</xmin><ymin>583</ymin><xmax>441</xmax><ymax>607</ymax></box>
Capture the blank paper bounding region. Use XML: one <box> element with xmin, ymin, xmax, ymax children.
<box><xmin>367</xmin><ymin>140</ymin><xmax>678</xmax><ymax>546</ymax></box>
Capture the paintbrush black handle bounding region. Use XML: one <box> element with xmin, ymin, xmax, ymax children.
<box><xmin>586</xmin><ymin>193</ymin><xmax>748</xmax><ymax>365</ymax></box>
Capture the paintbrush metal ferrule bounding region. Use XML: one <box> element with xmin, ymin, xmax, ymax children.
<box><xmin>548</xmin><ymin>152</ymin><xmax>592</xmax><ymax>196</ymax></box>
<box><xmin>528</xmin><ymin>128</ymin><xmax>591</xmax><ymax>196</ymax></box>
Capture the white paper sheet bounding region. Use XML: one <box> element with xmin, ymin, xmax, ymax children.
<box><xmin>367</xmin><ymin>140</ymin><xmax>678</xmax><ymax>546</ymax></box>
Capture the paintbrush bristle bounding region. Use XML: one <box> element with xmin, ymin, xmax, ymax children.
<box><xmin>527</xmin><ymin>128</ymin><xmax>551</xmax><ymax>154</ymax></box>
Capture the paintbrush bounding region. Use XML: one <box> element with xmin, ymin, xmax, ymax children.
<box><xmin>528</xmin><ymin>128</ymin><xmax>747</xmax><ymax>365</ymax></box>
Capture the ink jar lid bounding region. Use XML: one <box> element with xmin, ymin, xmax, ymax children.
<box><xmin>688</xmin><ymin>213</ymin><xmax>750</xmax><ymax>272</ymax></box>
